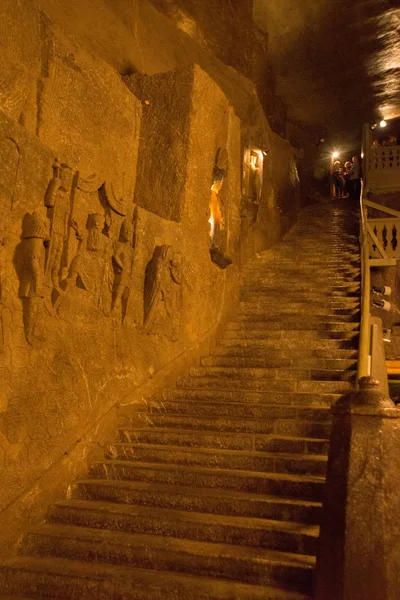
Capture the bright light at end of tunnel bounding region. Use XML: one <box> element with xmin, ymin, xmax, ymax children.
<box><xmin>380</xmin><ymin>119</ymin><xmax>387</xmax><ymax>128</ymax></box>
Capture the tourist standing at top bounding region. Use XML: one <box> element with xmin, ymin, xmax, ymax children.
<box><xmin>332</xmin><ymin>161</ymin><xmax>344</xmax><ymax>198</ymax></box>
<box><xmin>349</xmin><ymin>156</ymin><xmax>361</xmax><ymax>200</ymax></box>
<box><xmin>343</xmin><ymin>161</ymin><xmax>352</xmax><ymax>198</ymax></box>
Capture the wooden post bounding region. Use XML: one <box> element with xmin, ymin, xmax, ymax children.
<box><xmin>315</xmin><ymin>377</ymin><xmax>400</xmax><ymax>600</ymax></box>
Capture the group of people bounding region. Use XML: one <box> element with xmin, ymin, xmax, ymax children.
<box><xmin>372</xmin><ymin>136</ymin><xmax>398</xmax><ymax>148</ymax></box>
<box><xmin>332</xmin><ymin>155</ymin><xmax>361</xmax><ymax>200</ymax></box>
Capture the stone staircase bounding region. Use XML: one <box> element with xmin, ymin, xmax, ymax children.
<box><xmin>0</xmin><ymin>200</ymin><xmax>360</xmax><ymax>599</ymax></box>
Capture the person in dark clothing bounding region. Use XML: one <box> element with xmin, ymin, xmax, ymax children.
<box><xmin>349</xmin><ymin>155</ymin><xmax>361</xmax><ymax>199</ymax></box>
<box><xmin>343</xmin><ymin>160</ymin><xmax>352</xmax><ymax>198</ymax></box>
<box><xmin>332</xmin><ymin>161</ymin><xmax>344</xmax><ymax>198</ymax></box>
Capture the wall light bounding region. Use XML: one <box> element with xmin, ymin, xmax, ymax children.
<box><xmin>380</xmin><ymin>119</ymin><xmax>387</xmax><ymax>128</ymax></box>
<box><xmin>383</xmin><ymin>329</ymin><xmax>392</xmax><ymax>343</ymax></box>
<box><xmin>332</xmin><ymin>151</ymin><xmax>339</xmax><ymax>159</ymax></box>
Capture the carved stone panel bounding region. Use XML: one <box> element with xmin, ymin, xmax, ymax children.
<box><xmin>144</xmin><ymin>245</ymin><xmax>183</xmax><ymax>341</ymax></box>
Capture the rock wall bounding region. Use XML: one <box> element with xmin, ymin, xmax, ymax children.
<box><xmin>0</xmin><ymin>0</ymin><xmax>303</xmax><ymax>555</ymax></box>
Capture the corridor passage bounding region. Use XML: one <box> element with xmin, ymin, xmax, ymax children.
<box><xmin>0</xmin><ymin>199</ymin><xmax>361</xmax><ymax>599</ymax></box>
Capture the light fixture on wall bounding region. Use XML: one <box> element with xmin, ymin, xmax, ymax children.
<box><xmin>380</xmin><ymin>119</ymin><xmax>387</xmax><ymax>128</ymax></box>
<box><xmin>383</xmin><ymin>329</ymin><xmax>392</xmax><ymax>343</ymax></box>
<box><xmin>372</xmin><ymin>297</ymin><xmax>392</xmax><ymax>311</ymax></box>
<box><xmin>372</xmin><ymin>285</ymin><xmax>392</xmax><ymax>296</ymax></box>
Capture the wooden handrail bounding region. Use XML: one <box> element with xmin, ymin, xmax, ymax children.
<box><xmin>364</xmin><ymin>199</ymin><xmax>400</xmax><ymax>218</ymax></box>
<box><xmin>357</xmin><ymin>180</ymin><xmax>371</xmax><ymax>383</ymax></box>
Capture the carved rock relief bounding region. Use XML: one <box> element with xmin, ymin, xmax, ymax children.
<box><xmin>143</xmin><ymin>245</ymin><xmax>183</xmax><ymax>342</ymax></box>
<box><xmin>10</xmin><ymin>155</ymin><xmax>139</xmax><ymax>341</ymax></box>
<box><xmin>15</xmin><ymin>212</ymin><xmax>48</xmax><ymax>344</ymax></box>
<box><xmin>38</xmin><ymin>158</ymin><xmax>137</xmax><ymax>322</ymax></box>
<box><xmin>110</xmin><ymin>208</ymin><xmax>138</xmax><ymax>323</ymax></box>
<box><xmin>0</xmin><ymin>234</ymin><xmax>7</xmax><ymax>349</ymax></box>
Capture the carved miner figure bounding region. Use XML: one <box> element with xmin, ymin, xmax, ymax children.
<box><xmin>110</xmin><ymin>218</ymin><xmax>135</xmax><ymax>322</ymax></box>
<box><xmin>144</xmin><ymin>245</ymin><xmax>183</xmax><ymax>341</ymax></box>
<box><xmin>16</xmin><ymin>212</ymin><xmax>48</xmax><ymax>343</ymax></box>
<box><xmin>44</xmin><ymin>159</ymin><xmax>77</xmax><ymax>299</ymax></box>
<box><xmin>55</xmin><ymin>212</ymin><xmax>113</xmax><ymax>312</ymax></box>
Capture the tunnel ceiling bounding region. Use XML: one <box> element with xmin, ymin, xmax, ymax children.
<box><xmin>254</xmin><ymin>0</ymin><xmax>400</xmax><ymax>145</ymax></box>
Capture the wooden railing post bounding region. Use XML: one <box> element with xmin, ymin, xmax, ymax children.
<box><xmin>357</xmin><ymin>183</ymin><xmax>371</xmax><ymax>383</ymax></box>
<box><xmin>362</xmin><ymin>122</ymin><xmax>371</xmax><ymax>191</ymax></box>
<box><xmin>315</xmin><ymin>378</ymin><xmax>400</xmax><ymax>600</ymax></box>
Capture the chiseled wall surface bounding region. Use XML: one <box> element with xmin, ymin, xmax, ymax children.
<box><xmin>0</xmin><ymin>0</ymin><xmax>302</xmax><ymax>554</ymax></box>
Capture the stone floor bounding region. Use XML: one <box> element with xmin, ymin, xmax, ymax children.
<box><xmin>0</xmin><ymin>199</ymin><xmax>361</xmax><ymax>599</ymax></box>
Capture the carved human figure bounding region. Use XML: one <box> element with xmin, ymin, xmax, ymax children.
<box><xmin>55</xmin><ymin>213</ymin><xmax>113</xmax><ymax>312</ymax></box>
<box><xmin>17</xmin><ymin>212</ymin><xmax>48</xmax><ymax>343</ymax></box>
<box><xmin>144</xmin><ymin>245</ymin><xmax>182</xmax><ymax>340</ymax></box>
<box><xmin>44</xmin><ymin>159</ymin><xmax>75</xmax><ymax>296</ymax></box>
<box><xmin>0</xmin><ymin>236</ymin><xmax>7</xmax><ymax>348</ymax></box>
<box><xmin>110</xmin><ymin>219</ymin><xmax>135</xmax><ymax>322</ymax></box>
<box><xmin>0</xmin><ymin>235</ymin><xmax>7</xmax><ymax>304</ymax></box>
<box><xmin>168</xmin><ymin>251</ymin><xmax>183</xmax><ymax>341</ymax></box>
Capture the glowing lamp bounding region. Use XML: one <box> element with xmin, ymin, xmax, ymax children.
<box><xmin>332</xmin><ymin>151</ymin><xmax>339</xmax><ymax>159</ymax></box>
<box><xmin>380</xmin><ymin>119</ymin><xmax>387</xmax><ymax>128</ymax></box>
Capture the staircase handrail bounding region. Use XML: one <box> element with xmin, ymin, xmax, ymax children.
<box><xmin>357</xmin><ymin>179</ymin><xmax>371</xmax><ymax>383</ymax></box>
<box><xmin>364</xmin><ymin>199</ymin><xmax>400</xmax><ymax>218</ymax></box>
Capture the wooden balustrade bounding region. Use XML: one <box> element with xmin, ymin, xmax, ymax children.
<box><xmin>367</xmin><ymin>145</ymin><xmax>400</xmax><ymax>193</ymax></box>
<box><xmin>364</xmin><ymin>199</ymin><xmax>400</xmax><ymax>266</ymax></box>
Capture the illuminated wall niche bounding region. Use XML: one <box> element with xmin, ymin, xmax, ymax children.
<box><xmin>209</xmin><ymin>148</ymin><xmax>232</xmax><ymax>269</ymax></box>
<box><xmin>242</xmin><ymin>147</ymin><xmax>265</xmax><ymax>223</ymax></box>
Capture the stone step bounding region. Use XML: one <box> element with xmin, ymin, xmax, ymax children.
<box><xmin>188</xmin><ymin>366</ymin><xmax>355</xmax><ymax>381</ymax></box>
<box><xmin>48</xmin><ymin>499</ymin><xmax>320</xmax><ymax>554</ymax></box>
<box><xmin>210</xmin><ymin>346</ymin><xmax>358</xmax><ymax>359</ymax></box>
<box><xmin>243</xmin><ymin>273</ymin><xmax>359</xmax><ymax>282</ymax></box>
<box><xmin>75</xmin><ymin>479</ymin><xmax>322</xmax><ymax>522</ymax></box>
<box><xmin>145</xmin><ymin>396</ymin><xmax>334</xmax><ymax>418</ymax></box>
<box><xmin>243</xmin><ymin>268</ymin><xmax>359</xmax><ymax>278</ymax></box>
<box><xmin>225</xmin><ymin>320</ymin><xmax>359</xmax><ymax>331</ymax></box>
<box><xmin>200</xmin><ymin>355</ymin><xmax>357</xmax><ymax>370</ymax></box>
<box><xmin>238</xmin><ymin>302</ymin><xmax>360</xmax><ymax>314</ymax></box>
<box><xmin>241</xmin><ymin>281</ymin><xmax>361</xmax><ymax>290</ymax></box>
<box><xmin>87</xmin><ymin>461</ymin><xmax>325</xmax><ymax>502</ymax></box>
<box><xmin>124</xmin><ymin>412</ymin><xmax>332</xmax><ymax>437</ymax></box>
<box><xmin>21</xmin><ymin>524</ymin><xmax>315</xmax><ymax>590</ymax></box>
<box><xmin>241</xmin><ymin>278</ymin><xmax>361</xmax><ymax>288</ymax></box>
<box><xmin>162</xmin><ymin>387</ymin><xmax>341</xmax><ymax>406</ymax></box>
<box><xmin>176</xmin><ymin>375</ymin><xmax>353</xmax><ymax>394</ymax></box>
<box><xmin>242</xmin><ymin>278</ymin><xmax>360</xmax><ymax>286</ymax></box>
<box><xmin>221</xmin><ymin>330</ymin><xmax>359</xmax><ymax>342</ymax></box>
<box><xmin>240</xmin><ymin>291</ymin><xmax>360</xmax><ymax>301</ymax></box>
<box><xmin>105</xmin><ymin>443</ymin><xmax>328</xmax><ymax>476</ymax></box>
<box><xmin>272</xmin><ymin>250</ymin><xmax>358</xmax><ymax>256</ymax></box>
<box><xmin>0</xmin><ymin>556</ymin><xmax>312</xmax><ymax>600</ymax></box>
<box><xmin>216</xmin><ymin>337</ymin><xmax>357</xmax><ymax>350</ymax></box>
<box><xmin>244</xmin><ymin>257</ymin><xmax>359</xmax><ymax>265</ymax></box>
<box><xmin>239</xmin><ymin>296</ymin><xmax>361</xmax><ymax>304</ymax></box>
<box><xmin>233</xmin><ymin>311</ymin><xmax>360</xmax><ymax>322</ymax></box>
<box><xmin>118</xmin><ymin>428</ymin><xmax>330</xmax><ymax>454</ymax></box>
<box><xmin>235</xmin><ymin>308</ymin><xmax>360</xmax><ymax>320</ymax></box>
<box><xmin>261</xmin><ymin>253</ymin><xmax>360</xmax><ymax>260</ymax></box>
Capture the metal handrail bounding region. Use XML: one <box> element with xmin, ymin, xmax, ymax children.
<box><xmin>357</xmin><ymin>179</ymin><xmax>371</xmax><ymax>383</ymax></box>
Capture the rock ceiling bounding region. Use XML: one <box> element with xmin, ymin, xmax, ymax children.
<box><xmin>254</xmin><ymin>0</ymin><xmax>400</xmax><ymax>145</ymax></box>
